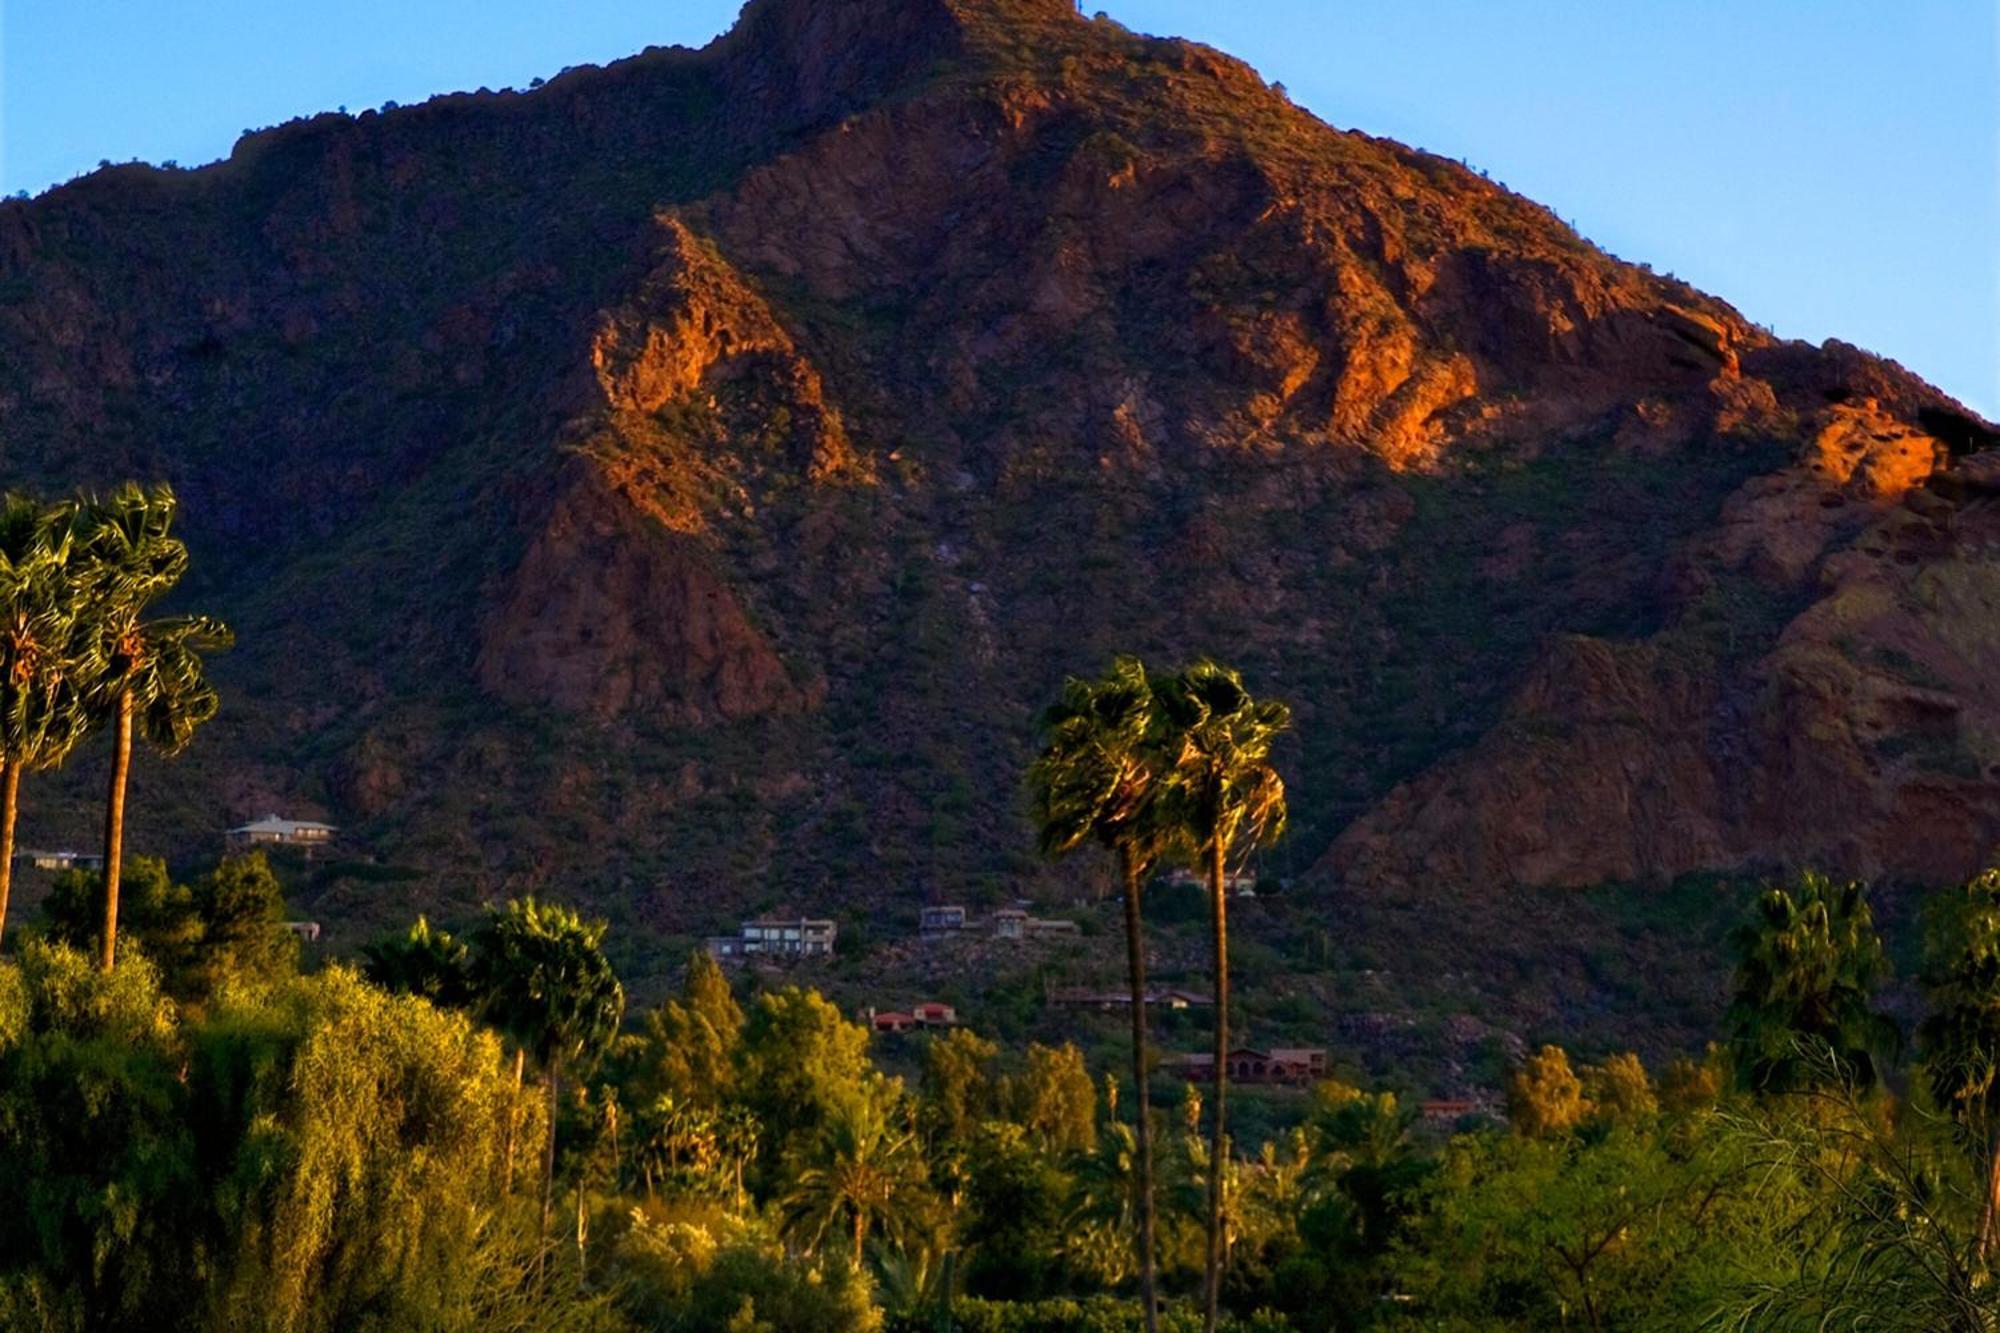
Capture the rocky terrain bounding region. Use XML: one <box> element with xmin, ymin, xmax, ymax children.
<box><xmin>1</xmin><ymin>0</ymin><xmax>1993</xmax><ymax>1037</ymax></box>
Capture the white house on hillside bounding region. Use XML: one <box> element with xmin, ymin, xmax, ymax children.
<box><xmin>226</xmin><ymin>815</ymin><xmax>337</xmax><ymax>852</ymax></box>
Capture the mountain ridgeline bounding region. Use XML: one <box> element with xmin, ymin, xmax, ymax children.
<box><xmin>2</xmin><ymin>0</ymin><xmax>1995</xmax><ymax>977</ymax></box>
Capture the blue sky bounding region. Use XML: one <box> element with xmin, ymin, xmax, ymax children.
<box><xmin>4</xmin><ymin>1</ymin><xmax>1994</xmax><ymax>416</ymax></box>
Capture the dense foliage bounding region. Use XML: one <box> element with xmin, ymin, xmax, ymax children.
<box><xmin>3</xmin><ymin>516</ymin><xmax>2000</xmax><ymax>1330</ymax></box>
<box><xmin>3</xmin><ymin>856</ymin><xmax>1999</xmax><ymax>1330</ymax></box>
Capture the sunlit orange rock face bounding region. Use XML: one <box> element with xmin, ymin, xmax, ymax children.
<box><xmin>0</xmin><ymin>0</ymin><xmax>1992</xmax><ymax>941</ymax></box>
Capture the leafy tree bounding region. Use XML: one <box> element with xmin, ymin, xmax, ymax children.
<box><xmin>1715</xmin><ymin>1077</ymin><xmax>1989</xmax><ymax>1333</ymax></box>
<box><xmin>633</xmin><ymin>951</ymin><xmax>743</xmax><ymax>1110</ymax></box>
<box><xmin>191</xmin><ymin>967</ymin><xmax>556</xmax><ymax>1331</ymax></box>
<box><xmin>43</xmin><ymin>855</ymin><xmax>199</xmax><ymax>973</ymax></box>
<box><xmin>961</xmin><ymin>1121</ymin><xmax>1072</xmax><ymax>1300</ymax></box>
<box><xmin>1005</xmin><ymin>1042</ymin><xmax>1098</xmax><ymax>1155</ymax></box>
<box><xmin>736</xmin><ymin>986</ymin><xmax>875</xmax><ymax>1181</ymax></box>
<box><xmin>79</xmin><ymin>483</ymin><xmax>229</xmax><ymax>972</ymax></box>
<box><xmin>1659</xmin><ymin>1045</ymin><xmax>1728</xmax><ymax>1115</ymax></box>
<box><xmin>468</xmin><ymin>898</ymin><xmax>625</xmax><ymax>1275</ymax></box>
<box><xmin>611</xmin><ymin>1205</ymin><xmax>881</xmax><ymax>1332</ymax></box>
<box><xmin>181</xmin><ymin>852</ymin><xmax>295</xmax><ymax>997</ymax></box>
<box><xmin>920</xmin><ymin>1026</ymin><xmax>1000</xmax><ymax>1145</ymax></box>
<box><xmin>1507</xmin><ymin>1045</ymin><xmax>1591</xmax><ymax>1138</ymax></box>
<box><xmin>1728</xmin><ymin>871</ymin><xmax>1897</xmax><ymax>1095</ymax></box>
<box><xmin>44</xmin><ymin>854</ymin><xmax>293</xmax><ymax>1005</ymax></box>
<box><xmin>1397</xmin><ymin>1124</ymin><xmax>1799</xmax><ymax>1332</ymax></box>
<box><xmin>1583</xmin><ymin>1051</ymin><xmax>1658</xmax><ymax>1128</ymax></box>
<box><xmin>361</xmin><ymin>915</ymin><xmax>473</xmax><ymax>1008</ymax></box>
<box><xmin>1153</xmin><ymin>659</ymin><xmax>1290</xmax><ymax>1332</ymax></box>
<box><xmin>0</xmin><ymin>940</ymin><xmax>192</xmax><ymax>1328</ymax></box>
<box><xmin>1918</xmin><ymin>867</ymin><xmax>2000</xmax><ymax>1263</ymax></box>
<box><xmin>1029</xmin><ymin>654</ymin><xmax>1172</xmax><ymax>1328</ymax></box>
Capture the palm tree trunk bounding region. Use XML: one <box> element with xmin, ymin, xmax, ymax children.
<box><xmin>1203</xmin><ymin>836</ymin><xmax>1229</xmax><ymax>1333</ymax></box>
<box><xmin>0</xmin><ymin>761</ymin><xmax>18</xmax><ymax>950</ymax></box>
<box><xmin>99</xmin><ymin>691</ymin><xmax>132</xmax><ymax>972</ymax></box>
<box><xmin>538</xmin><ymin>1057</ymin><xmax>562</xmax><ymax>1283</ymax></box>
<box><xmin>1981</xmin><ymin>1128</ymin><xmax>2000</xmax><ymax>1264</ymax></box>
<box><xmin>502</xmin><ymin>1046</ymin><xmax>526</xmax><ymax>1189</ymax></box>
<box><xmin>853</xmin><ymin>1209</ymin><xmax>867</xmax><ymax>1269</ymax></box>
<box><xmin>1119</xmin><ymin>843</ymin><xmax>1160</xmax><ymax>1333</ymax></box>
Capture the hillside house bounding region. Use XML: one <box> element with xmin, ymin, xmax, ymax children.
<box><xmin>866</xmin><ymin>1001</ymin><xmax>954</xmax><ymax>1033</ymax></box>
<box><xmin>991</xmin><ymin>907</ymin><xmax>1081</xmax><ymax>940</ymax></box>
<box><xmin>1179</xmin><ymin>1046</ymin><xmax>1327</xmax><ymax>1087</ymax></box>
<box><xmin>920</xmin><ymin>904</ymin><xmax>969</xmax><ymax>933</ymax></box>
<box><xmin>706</xmin><ymin>916</ymin><xmax>837</xmax><ymax>961</ymax></box>
<box><xmin>1161</xmin><ymin>867</ymin><xmax>1260</xmax><ymax>898</ymax></box>
<box><xmin>1049</xmin><ymin>985</ymin><xmax>1211</xmax><ymax>1011</ymax></box>
<box><xmin>12</xmin><ymin>848</ymin><xmax>104</xmax><ymax>872</ymax></box>
<box><xmin>227</xmin><ymin>815</ymin><xmax>336</xmax><ymax>852</ymax></box>
<box><xmin>1418</xmin><ymin>1098</ymin><xmax>1482</xmax><ymax>1125</ymax></box>
<box><xmin>282</xmin><ymin>921</ymin><xmax>323</xmax><ymax>944</ymax></box>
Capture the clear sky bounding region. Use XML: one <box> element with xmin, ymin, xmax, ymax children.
<box><xmin>4</xmin><ymin>1</ymin><xmax>1994</xmax><ymax>417</ymax></box>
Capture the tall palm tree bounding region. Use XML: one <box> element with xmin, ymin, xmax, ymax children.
<box><xmin>469</xmin><ymin>897</ymin><xmax>626</xmax><ymax>1278</ymax></box>
<box><xmin>779</xmin><ymin>1097</ymin><xmax>930</xmax><ymax>1268</ymax></box>
<box><xmin>92</xmin><ymin>614</ymin><xmax>229</xmax><ymax>970</ymax></box>
<box><xmin>0</xmin><ymin>495</ymin><xmax>91</xmax><ymax>947</ymax></box>
<box><xmin>1154</xmin><ymin>659</ymin><xmax>1290</xmax><ymax>1333</ymax></box>
<box><xmin>1028</xmin><ymin>653</ymin><xmax>1170</xmax><ymax>1330</ymax></box>
<box><xmin>1728</xmin><ymin>869</ymin><xmax>1896</xmax><ymax>1096</ymax></box>
<box><xmin>77</xmin><ymin>484</ymin><xmax>230</xmax><ymax>971</ymax></box>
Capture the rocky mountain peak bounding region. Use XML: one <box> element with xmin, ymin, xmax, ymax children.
<box><xmin>714</xmin><ymin>0</ymin><xmax>1080</xmax><ymax>125</ymax></box>
<box><xmin>0</xmin><ymin>0</ymin><xmax>1995</xmax><ymax>976</ymax></box>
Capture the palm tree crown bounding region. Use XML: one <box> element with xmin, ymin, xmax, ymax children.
<box><xmin>1728</xmin><ymin>870</ymin><xmax>1896</xmax><ymax>1094</ymax></box>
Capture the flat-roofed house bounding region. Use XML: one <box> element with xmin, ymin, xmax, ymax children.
<box><xmin>1048</xmin><ymin>986</ymin><xmax>1213</xmax><ymax>1011</ymax></box>
<box><xmin>706</xmin><ymin>916</ymin><xmax>838</xmax><ymax>962</ymax></box>
<box><xmin>920</xmin><ymin>905</ymin><xmax>968</xmax><ymax>933</ymax></box>
<box><xmin>226</xmin><ymin>815</ymin><xmax>336</xmax><ymax>853</ymax></box>
<box><xmin>12</xmin><ymin>848</ymin><xmax>104</xmax><ymax>872</ymax></box>
<box><xmin>913</xmin><ymin>1001</ymin><xmax>957</xmax><ymax>1026</ymax></box>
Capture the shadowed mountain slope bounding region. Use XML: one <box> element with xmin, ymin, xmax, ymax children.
<box><xmin>1</xmin><ymin>0</ymin><xmax>1994</xmax><ymax>1002</ymax></box>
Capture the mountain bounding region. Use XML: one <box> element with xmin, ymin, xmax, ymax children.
<box><xmin>1</xmin><ymin>0</ymin><xmax>1994</xmax><ymax>1012</ymax></box>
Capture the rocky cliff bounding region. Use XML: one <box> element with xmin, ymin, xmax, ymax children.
<box><xmin>0</xmin><ymin>0</ymin><xmax>1993</xmax><ymax>986</ymax></box>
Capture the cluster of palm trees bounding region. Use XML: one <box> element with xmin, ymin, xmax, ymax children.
<box><xmin>0</xmin><ymin>483</ymin><xmax>230</xmax><ymax>967</ymax></box>
<box><xmin>633</xmin><ymin>1096</ymin><xmax>761</xmax><ymax>1211</ymax></box>
<box><xmin>1028</xmin><ymin>655</ymin><xmax>1290</xmax><ymax>1333</ymax></box>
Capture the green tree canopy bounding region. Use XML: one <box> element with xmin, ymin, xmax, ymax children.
<box><xmin>736</xmin><ymin>985</ymin><xmax>876</xmax><ymax>1178</ymax></box>
<box><xmin>631</xmin><ymin>951</ymin><xmax>744</xmax><ymax>1110</ymax></box>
